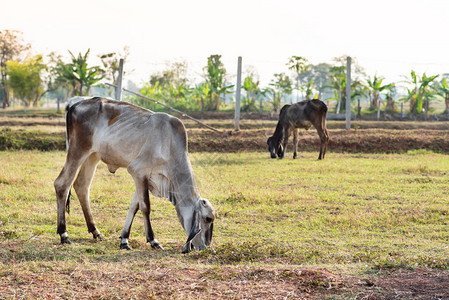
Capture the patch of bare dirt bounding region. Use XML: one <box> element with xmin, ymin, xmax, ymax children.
<box><xmin>349</xmin><ymin>267</ymin><xmax>449</xmax><ymax>299</ymax></box>
<box><xmin>187</xmin><ymin>128</ymin><xmax>449</xmax><ymax>154</ymax></box>
<box><xmin>1</xmin><ymin>265</ymin><xmax>448</xmax><ymax>299</ymax></box>
<box><xmin>0</xmin><ymin>266</ymin><xmax>343</xmax><ymax>299</ymax></box>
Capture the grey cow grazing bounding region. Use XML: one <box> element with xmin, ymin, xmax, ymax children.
<box><xmin>54</xmin><ymin>97</ymin><xmax>214</xmax><ymax>253</ymax></box>
<box><xmin>267</xmin><ymin>99</ymin><xmax>329</xmax><ymax>160</ymax></box>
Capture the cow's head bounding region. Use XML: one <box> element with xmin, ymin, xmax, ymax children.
<box><xmin>267</xmin><ymin>136</ymin><xmax>283</xmax><ymax>159</ymax></box>
<box><xmin>182</xmin><ymin>198</ymin><xmax>215</xmax><ymax>253</ymax></box>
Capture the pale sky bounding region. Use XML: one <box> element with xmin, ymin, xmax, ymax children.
<box><xmin>2</xmin><ymin>0</ymin><xmax>449</xmax><ymax>88</ymax></box>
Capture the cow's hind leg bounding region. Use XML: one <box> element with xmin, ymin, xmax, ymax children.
<box><xmin>54</xmin><ymin>151</ymin><xmax>91</xmax><ymax>244</ymax></box>
<box><xmin>73</xmin><ymin>153</ymin><xmax>103</xmax><ymax>241</ymax></box>
<box><xmin>292</xmin><ymin>129</ymin><xmax>298</xmax><ymax>159</ymax></box>
<box><xmin>317</xmin><ymin>127</ymin><xmax>329</xmax><ymax>160</ymax></box>
<box><xmin>322</xmin><ymin>127</ymin><xmax>329</xmax><ymax>159</ymax></box>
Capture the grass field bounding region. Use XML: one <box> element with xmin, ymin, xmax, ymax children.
<box><xmin>1</xmin><ymin>150</ymin><xmax>449</xmax><ymax>298</ymax></box>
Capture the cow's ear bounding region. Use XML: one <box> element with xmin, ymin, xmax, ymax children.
<box><xmin>182</xmin><ymin>209</ymin><xmax>201</xmax><ymax>253</ymax></box>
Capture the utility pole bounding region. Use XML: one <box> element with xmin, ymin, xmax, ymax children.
<box><xmin>234</xmin><ymin>56</ymin><xmax>242</xmax><ymax>131</ymax></box>
<box><xmin>345</xmin><ymin>56</ymin><xmax>351</xmax><ymax>130</ymax></box>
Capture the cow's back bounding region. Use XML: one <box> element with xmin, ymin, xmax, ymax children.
<box><xmin>66</xmin><ymin>97</ymin><xmax>188</xmax><ymax>170</ymax></box>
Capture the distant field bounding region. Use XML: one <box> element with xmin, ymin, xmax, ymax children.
<box><xmin>0</xmin><ymin>150</ymin><xmax>448</xmax><ymax>298</ymax></box>
<box><xmin>2</xmin><ymin>112</ymin><xmax>449</xmax><ymax>154</ymax></box>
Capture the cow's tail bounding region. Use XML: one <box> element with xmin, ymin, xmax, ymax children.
<box><xmin>66</xmin><ymin>190</ymin><xmax>71</xmax><ymax>214</ymax></box>
<box><xmin>65</xmin><ymin>105</ymin><xmax>71</xmax><ymax>151</ymax></box>
<box><xmin>63</xmin><ymin>98</ymin><xmax>84</xmax><ymax>214</ymax></box>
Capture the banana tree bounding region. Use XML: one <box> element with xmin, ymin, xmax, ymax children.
<box><xmin>140</xmin><ymin>81</ymin><xmax>163</xmax><ymax>110</ymax></box>
<box><xmin>433</xmin><ymin>78</ymin><xmax>449</xmax><ymax>114</ymax></box>
<box><xmin>384</xmin><ymin>84</ymin><xmax>396</xmax><ymax>113</ymax></box>
<box><xmin>328</xmin><ymin>66</ymin><xmax>346</xmax><ymax>113</ymax></box>
<box><xmin>304</xmin><ymin>78</ymin><xmax>316</xmax><ymax>99</ymax></box>
<box><xmin>166</xmin><ymin>82</ymin><xmax>190</xmax><ymax>110</ymax></box>
<box><xmin>269</xmin><ymin>73</ymin><xmax>292</xmax><ymax>112</ymax></box>
<box><xmin>366</xmin><ymin>74</ymin><xmax>392</xmax><ymax>110</ymax></box>
<box><xmin>203</xmin><ymin>55</ymin><xmax>234</xmax><ymax>110</ymax></box>
<box><xmin>56</xmin><ymin>49</ymin><xmax>103</xmax><ymax>96</ymax></box>
<box><xmin>192</xmin><ymin>83</ymin><xmax>210</xmax><ymax>113</ymax></box>
<box><xmin>402</xmin><ymin>71</ymin><xmax>438</xmax><ymax>114</ymax></box>
<box><xmin>417</xmin><ymin>73</ymin><xmax>438</xmax><ymax>114</ymax></box>
<box><xmin>287</xmin><ymin>56</ymin><xmax>309</xmax><ymax>102</ymax></box>
<box><xmin>350</xmin><ymin>80</ymin><xmax>368</xmax><ymax>117</ymax></box>
<box><xmin>242</xmin><ymin>74</ymin><xmax>260</xmax><ymax>112</ymax></box>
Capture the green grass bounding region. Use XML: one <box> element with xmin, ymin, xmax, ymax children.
<box><xmin>0</xmin><ymin>150</ymin><xmax>448</xmax><ymax>271</ymax></box>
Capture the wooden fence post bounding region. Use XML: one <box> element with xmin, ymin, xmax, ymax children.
<box><xmin>234</xmin><ymin>56</ymin><xmax>242</xmax><ymax>131</ymax></box>
<box><xmin>115</xmin><ymin>58</ymin><xmax>124</xmax><ymax>101</ymax></box>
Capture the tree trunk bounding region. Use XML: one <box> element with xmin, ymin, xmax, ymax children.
<box><xmin>201</xmin><ymin>96</ymin><xmax>204</xmax><ymax>118</ymax></box>
<box><xmin>373</xmin><ymin>94</ymin><xmax>379</xmax><ymax>110</ymax></box>
<box><xmin>409</xmin><ymin>95</ymin><xmax>416</xmax><ymax>114</ymax></box>
<box><xmin>445</xmin><ymin>96</ymin><xmax>449</xmax><ymax>115</ymax></box>
<box><xmin>214</xmin><ymin>94</ymin><xmax>220</xmax><ymax>110</ymax></box>
<box><xmin>385</xmin><ymin>94</ymin><xmax>394</xmax><ymax>113</ymax></box>
<box><xmin>336</xmin><ymin>90</ymin><xmax>341</xmax><ymax>113</ymax></box>
<box><xmin>1</xmin><ymin>79</ymin><xmax>9</xmax><ymax>109</ymax></box>
<box><xmin>57</xmin><ymin>96</ymin><xmax>61</xmax><ymax>113</ymax></box>
<box><xmin>209</xmin><ymin>94</ymin><xmax>220</xmax><ymax>111</ymax></box>
<box><xmin>357</xmin><ymin>99</ymin><xmax>361</xmax><ymax>119</ymax></box>
<box><xmin>33</xmin><ymin>90</ymin><xmax>48</xmax><ymax>107</ymax></box>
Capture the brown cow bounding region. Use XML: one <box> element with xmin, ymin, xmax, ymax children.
<box><xmin>267</xmin><ymin>99</ymin><xmax>329</xmax><ymax>160</ymax></box>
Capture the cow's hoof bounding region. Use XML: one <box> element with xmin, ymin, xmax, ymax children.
<box><xmin>61</xmin><ymin>236</ymin><xmax>71</xmax><ymax>244</ymax></box>
<box><xmin>120</xmin><ymin>243</ymin><xmax>131</xmax><ymax>250</ymax></box>
<box><xmin>93</xmin><ymin>233</ymin><xmax>104</xmax><ymax>241</ymax></box>
<box><xmin>150</xmin><ymin>240</ymin><xmax>164</xmax><ymax>250</ymax></box>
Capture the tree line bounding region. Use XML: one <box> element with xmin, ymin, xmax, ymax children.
<box><xmin>1</xmin><ymin>30</ymin><xmax>448</xmax><ymax>116</ymax></box>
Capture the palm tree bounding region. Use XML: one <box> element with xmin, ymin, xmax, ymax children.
<box><xmin>433</xmin><ymin>78</ymin><xmax>449</xmax><ymax>114</ymax></box>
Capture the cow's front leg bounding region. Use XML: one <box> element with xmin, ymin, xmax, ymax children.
<box><xmin>119</xmin><ymin>191</ymin><xmax>139</xmax><ymax>250</ymax></box>
<box><xmin>278</xmin><ymin>128</ymin><xmax>289</xmax><ymax>159</ymax></box>
<box><xmin>139</xmin><ymin>179</ymin><xmax>163</xmax><ymax>250</ymax></box>
<box><xmin>73</xmin><ymin>153</ymin><xmax>103</xmax><ymax>241</ymax></box>
<box><xmin>121</xmin><ymin>172</ymin><xmax>163</xmax><ymax>250</ymax></box>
